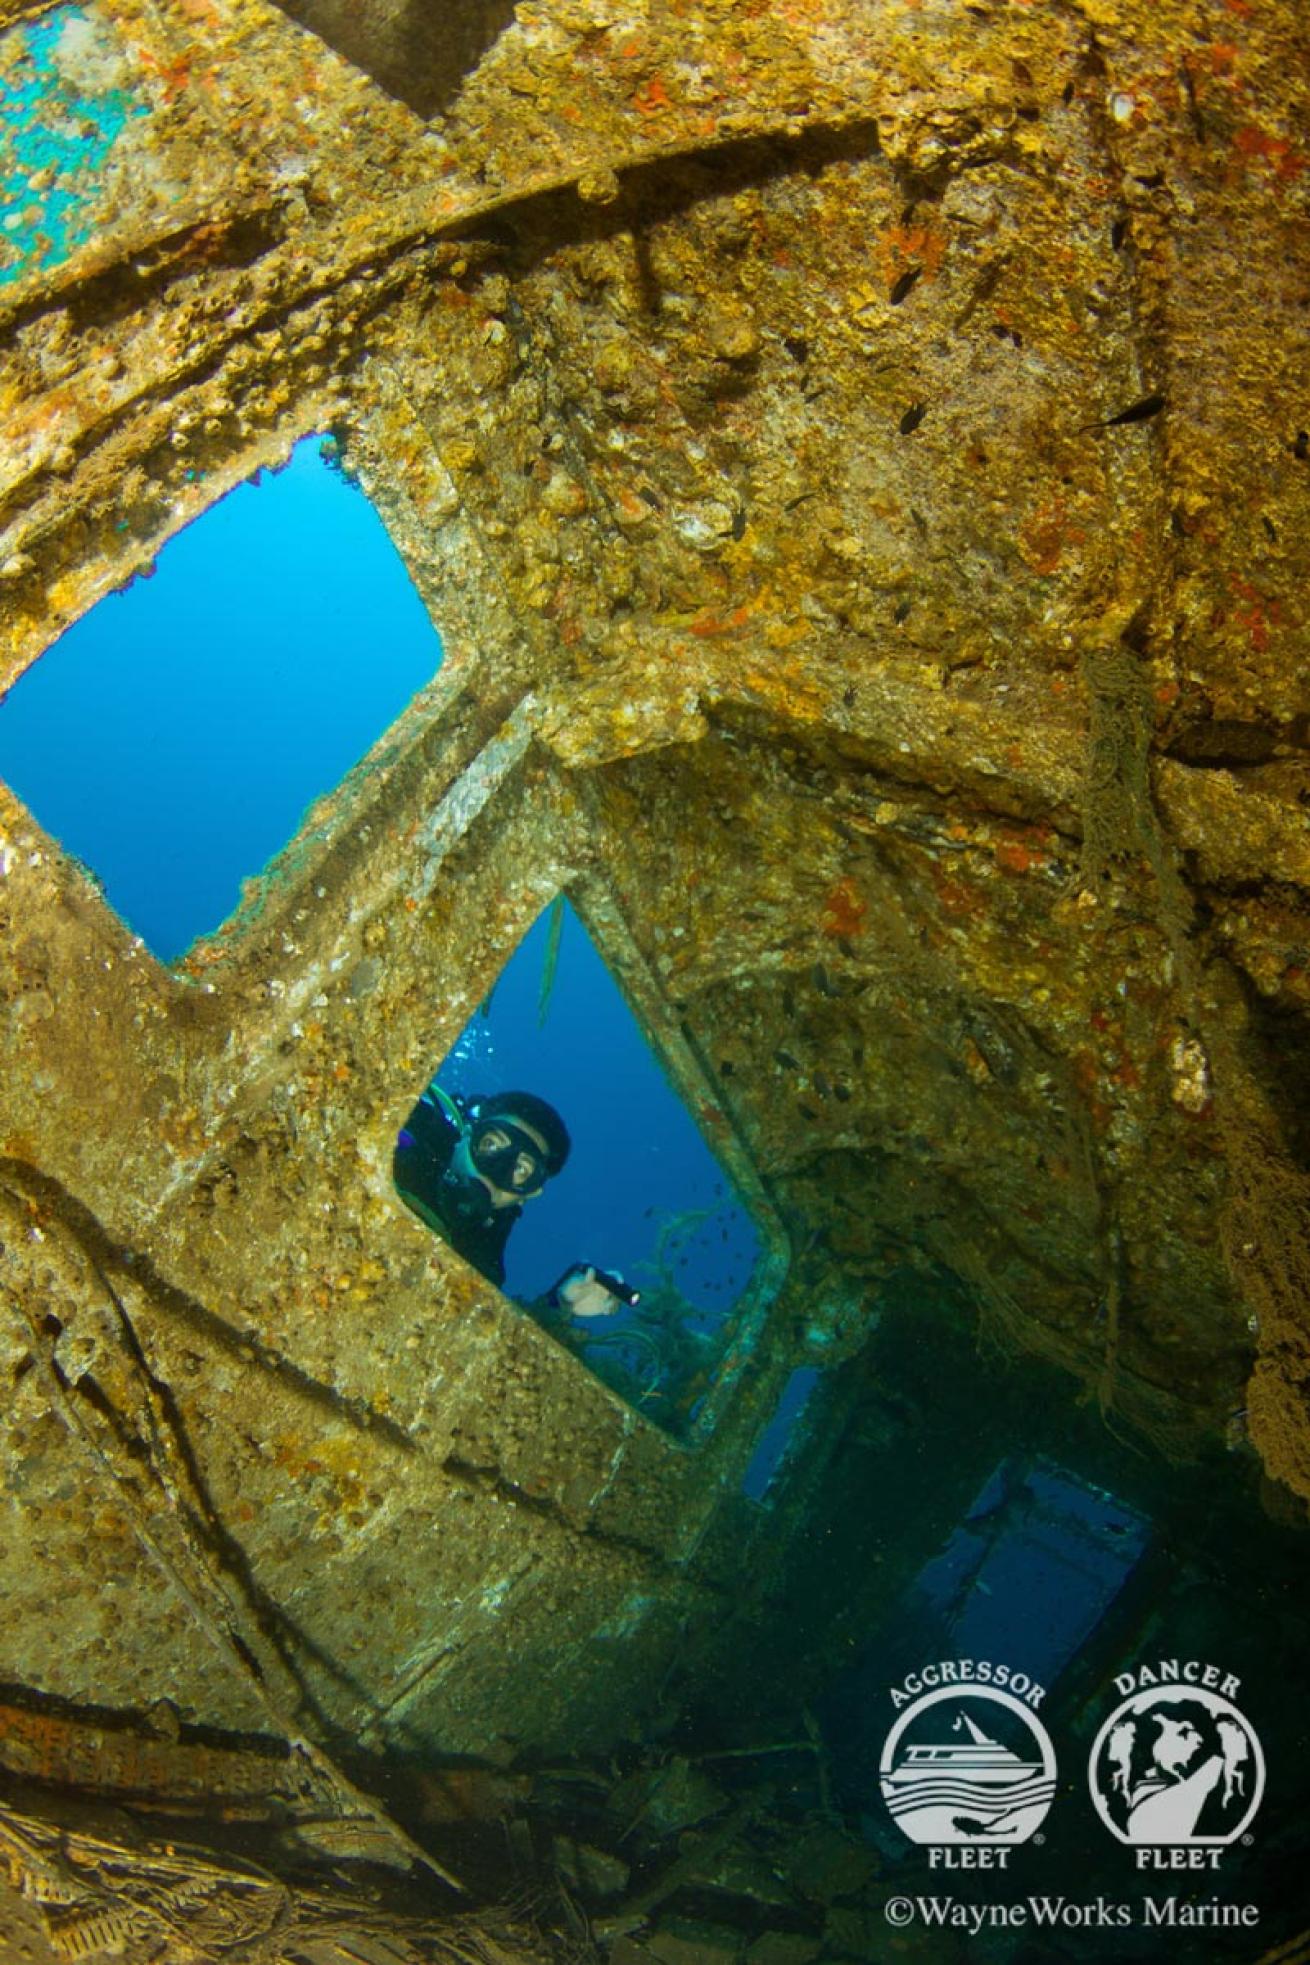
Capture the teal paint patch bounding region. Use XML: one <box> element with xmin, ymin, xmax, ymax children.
<box><xmin>0</xmin><ymin>5</ymin><xmax>150</xmax><ymax>289</ymax></box>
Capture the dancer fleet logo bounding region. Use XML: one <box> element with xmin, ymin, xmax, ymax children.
<box><xmin>1088</xmin><ymin>1661</ymin><xmax>1265</xmax><ymax>1868</ymax></box>
<box><xmin>881</xmin><ymin>1663</ymin><xmax>1057</xmax><ymax>1868</ymax></box>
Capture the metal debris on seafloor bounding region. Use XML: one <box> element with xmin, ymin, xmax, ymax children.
<box><xmin>0</xmin><ymin>1797</ymin><xmax>544</xmax><ymax>1965</ymax></box>
<box><xmin>0</xmin><ymin>1695</ymin><xmax>296</xmax><ymax>1813</ymax></box>
<box><xmin>607</xmin><ymin>1757</ymin><xmax>728</xmax><ymax>1843</ymax></box>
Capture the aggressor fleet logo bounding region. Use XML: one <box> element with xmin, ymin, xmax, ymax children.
<box><xmin>880</xmin><ymin>1661</ymin><xmax>1057</xmax><ymax>1868</ymax></box>
<box><xmin>1088</xmin><ymin>1660</ymin><xmax>1265</xmax><ymax>1868</ymax></box>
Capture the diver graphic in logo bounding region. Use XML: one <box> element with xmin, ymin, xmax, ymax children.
<box><xmin>880</xmin><ymin>1685</ymin><xmax>1057</xmax><ymax>1866</ymax></box>
<box><xmin>1088</xmin><ymin>1665</ymin><xmax>1264</xmax><ymax>1863</ymax></box>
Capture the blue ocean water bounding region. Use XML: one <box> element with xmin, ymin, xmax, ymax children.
<box><xmin>0</xmin><ymin>437</ymin><xmax>442</xmax><ymax>958</ymax></box>
<box><xmin>438</xmin><ymin>897</ymin><xmax>761</xmax><ymax>1358</ymax></box>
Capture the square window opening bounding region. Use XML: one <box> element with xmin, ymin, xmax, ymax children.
<box><xmin>0</xmin><ymin>433</ymin><xmax>443</xmax><ymax>962</ymax></box>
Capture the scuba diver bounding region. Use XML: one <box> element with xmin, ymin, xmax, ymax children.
<box><xmin>393</xmin><ymin>1085</ymin><xmax>633</xmax><ymax>1319</ymax></box>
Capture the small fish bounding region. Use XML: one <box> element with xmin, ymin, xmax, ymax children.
<box><xmin>1179</xmin><ymin>59</ymin><xmax>1206</xmax><ymax>141</ymax></box>
<box><xmin>842</xmin><ymin>685</ymin><xmax>857</xmax><ymax>708</ymax></box>
<box><xmin>889</xmin><ymin>266</ymin><xmax>922</xmax><ymax>306</ymax></box>
<box><xmin>953</xmin><ymin>253</ymin><xmax>1011</xmax><ymax>330</ymax></box>
<box><xmin>894</xmin><ymin>597</ymin><xmax>912</xmax><ymax>624</ymax></box>
<box><xmin>899</xmin><ymin>402</ymin><xmax>927</xmax><ymax>435</ymax></box>
<box><xmin>782</xmin><ymin>985</ymin><xmax>797</xmax><ymax>1017</ymax></box>
<box><xmin>811</xmin><ymin>962</ymin><xmax>839</xmax><ymax>997</ymax></box>
<box><xmin>775</xmin><ymin>1047</ymin><xmax>801</xmax><ymax>1069</ymax></box>
<box><xmin>718</xmin><ymin>1058</ymin><xmax>735</xmax><ymax>1077</ymax></box>
<box><xmin>1100</xmin><ymin>392</ymin><xmax>1166</xmax><ymax>427</ymax></box>
<box><xmin>813</xmin><ymin>1072</ymin><xmax>833</xmax><ymax>1098</ymax></box>
<box><xmin>1111</xmin><ymin>217</ymin><xmax>1127</xmax><ymax>250</ymax></box>
<box><xmin>731</xmin><ymin>507</ymin><xmax>747</xmax><ymax>540</ymax></box>
<box><xmin>797</xmin><ymin>1101</ymin><xmax>819</xmax><ymax>1120</ymax></box>
<box><xmin>834</xmin><ymin>1084</ymin><xmax>852</xmax><ymax>1103</ymax></box>
<box><xmin>282</xmin><ymin>1817</ymin><xmax>414</xmax><ymax>1871</ymax></box>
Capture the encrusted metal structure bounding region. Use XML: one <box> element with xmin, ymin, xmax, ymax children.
<box><xmin>1</xmin><ymin>0</ymin><xmax>1308</xmax><ymax>1775</ymax></box>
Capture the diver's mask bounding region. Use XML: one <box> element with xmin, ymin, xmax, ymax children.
<box><xmin>469</xmin><ymin>1119</ymin><xmax>550</xmax><ymax>1198</ymax></box>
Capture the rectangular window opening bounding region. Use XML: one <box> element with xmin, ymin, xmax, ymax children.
<box><xmin>392</xmin><ymin>895</ymin><xmax>766</xmax><ymax>1438</ymax></box>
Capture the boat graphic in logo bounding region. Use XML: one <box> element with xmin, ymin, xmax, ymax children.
<box><xmin>880</xmin><ymin>1689</ymin><xmax>1057</xmax><ymax>1850</ymax></box>
<box><xmin>1089</xmin><ymin>1678</ymin><xmax>1264</xmax><ymax>1851</ymax></box>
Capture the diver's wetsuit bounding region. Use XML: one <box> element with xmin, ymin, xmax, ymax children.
<box><xmin>393</xmin><ymin>1092</ymin><xmax>519</xmax><ymax>1287</ymax></box>
<box><xmin>394</xmin><ymin>1092</ymin><xmax>597</xmax><ymax>1347</ymax></box>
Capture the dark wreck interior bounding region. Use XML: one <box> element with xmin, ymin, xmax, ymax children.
<box><xmin>1</xmin><ymin>0</ymin><xmax>1309</xmax><ymax>1960</ymax></box>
